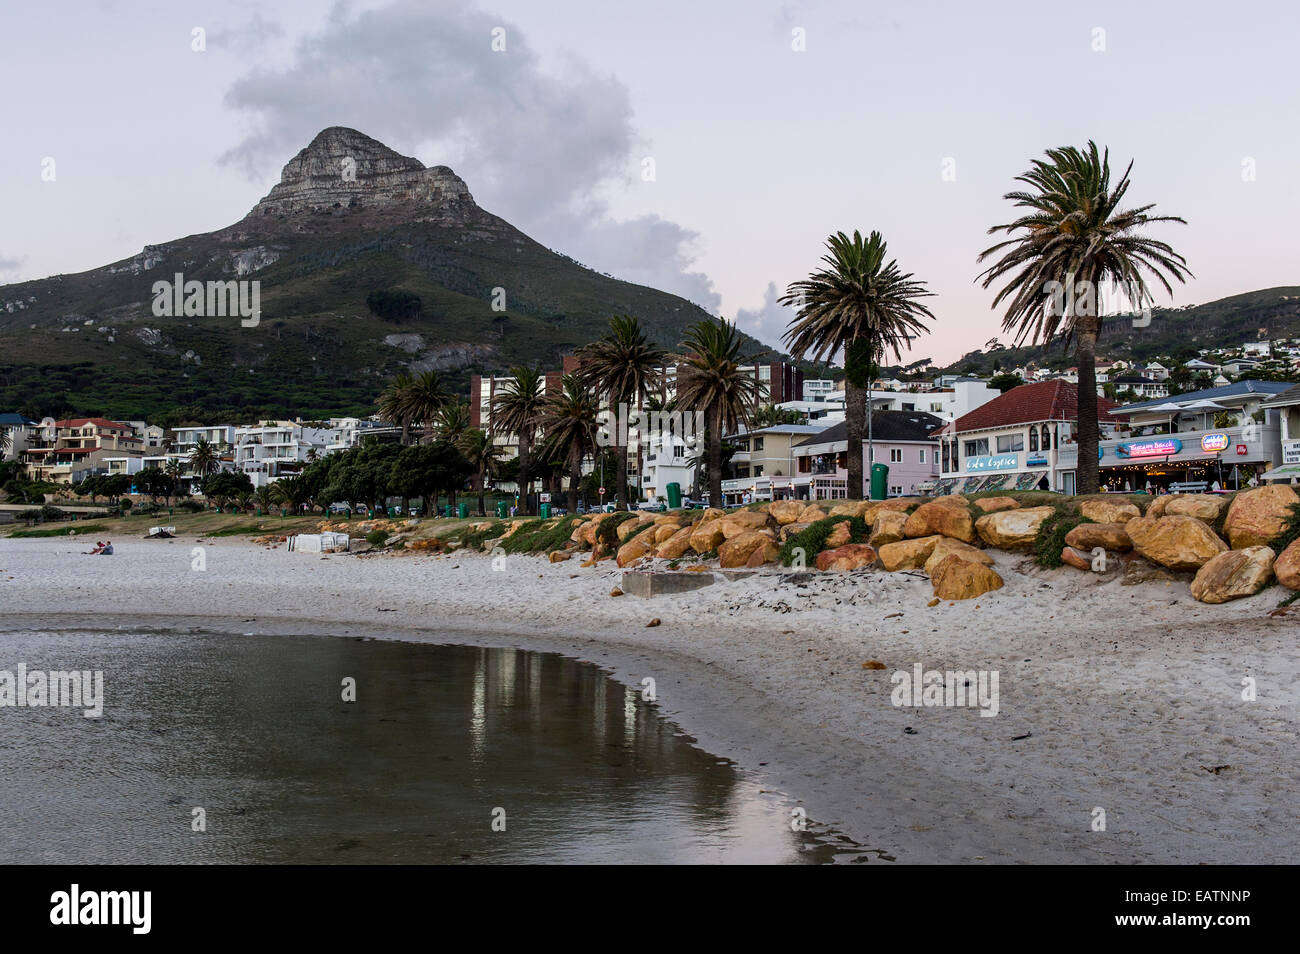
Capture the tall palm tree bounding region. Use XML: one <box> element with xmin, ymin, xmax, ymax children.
<box><xmin>491</xmin><ymin>366</ymin><xmax>547</xmax><ymax>516</ymax></box>
<box><xmin>538</xmin><ymin>374</ymin><xmax>600</xmax><ymax>513</ymax></box>
<box><xmin>575</xmin><ymin>315</ymin><xmax>666</xmax><ymax>511</ymax></box>
<box><xmin>377</xmin><ymin>372</ymin><xmax>417</xmax><ymax>445</ymax></box>
<box><xmin>254</xmin><ymin>485</ymin><xmax>276</xmax><ymax>512</ymax></box>
<box><xmin>672</xmin><ymin>319</ymin><xmax>765</xmax><ymax>509</ymax></box>
<box><xmin>978</xmin><ymin>141</ymin><xmax>1190</xmax><ymax>494</ymax></box>
<box><xmin>187</xmin><ymin>438</ymin><xmax>221</xmax><ymax>479</ymax></box>
<box><xmin>164</xmin><ymin>457</ymin><xmax>184</xmax><ymax>503</ymax></box>
<box><xmin>458</xmin><ymin>427</ymin><xmax>503</xmax><ymax>515</ymax></box>
<box><xmin>780</xmin><ymin>230</ymin><xmax>934</xmax><ymax>499</ymax></box>
<box><xmin>271</xmin><ymin>475</ymin><xmax>313</xmax><ymax>514</ymax></box>
<box><xmin>407</xmin><ymin>370</ymin><xmax>449</xmax><ymax>443</ymax></box>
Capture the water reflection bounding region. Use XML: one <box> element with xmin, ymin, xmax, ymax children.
<box><xmin>0</xmin><ymin>630</ymin><xmax>874</xmax><ymax>864</ymax></box>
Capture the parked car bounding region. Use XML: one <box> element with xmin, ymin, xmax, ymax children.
<box><xmin>637</xmin><ymin>498</ymin><xmax>667</xmax><ymax>512</ymax></box>
<box><xmin>680</xmin><ymin>497</ymin><xmax>706</xmax><ymax>510</ymax></box>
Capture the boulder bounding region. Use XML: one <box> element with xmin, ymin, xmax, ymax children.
<box><xmin>718</xmin><ymin>530</ymin><xmax>777</xmax><ymax>568</ymax></box>
<box><xmin>688</xmin><ymin>520</ymin><xmax>727</xmax><ymax>554</ymax></box>
<box><xmin>1223</xmin><ymin>484</ymin><xmax>1299</xmax><ymax>549</ymax></box>
<box><xmin>1064</xmin><ymin>521</ymin><xmax>1132</xmax><ymax>552</ymax></box>
<box><xmin>744</xmin><ymin>537</ymin><xmax>782</xmax><ymax>568</ymax></box>
<box><xmin>930</xmin><ymin>554</ymin><xmax>1004</xmax><ymax>601</ymax></box>
<box><xmin>1145</xmin><ymin>495</ymin><xmax>1172</xmax><ymax>518</ymax></box>
<box><xmin>975</xmin><ymin>506</ymin><xmax>1056</xmax><ymax>550</ymax></box>
<box><xmin>1273</xmin><ymin>538</ymin><xmax>1300</xmax><ymax>590</ymax></box>
<box><xmin>1164</xmin><ymin>495</ymin><xmax>1227</xmax><ymax>522</ymax></box>
<box><xmin>877</xmin><ymin>535</ymin><xmax>944</xmax><ymax>571</ymax></box>
<box><xmin>616</xmin><ymin>532</ymin><xmax>656</xmax><ymax>567</ymax></box>
<box><xmin>1124</xmin><ymin>515</ymin><xmax>1228</xmax><ymax>571</ymax></box>
<box><xmin>1060</xmin><ymin>546</ymin><xmax>1092</xmax><ymax>571</ymax></box>
<box><xmin>828</xmin><ymin>500</ymin><xmax>873</xmax><ymax>519</ymax></box>
<box><xmin>779</xmin><ymin>521</ymin><xmax>813</xmax><ymax>542</ymax></box>
<box><xmin>568</xmin><ymin>520</ymin><xmax>589</xmax><ymax>544</ymax></box>
<box><xmin>923</xmin><ymin>538</ymin><xmax>994</xmax><ymax>575</ymax></box>
<box><xmin>930</xmin><ymin>494</ymin><xmax>970</xmax><ymax>507</ymax></box>
<box><xmin>1190</xmin><ymin>546</ymin><xmax>1275</xmax><ymax>603</ymax></box>
<box><xmin>868</xmin><ymin>510</ymin><xmax>908</xmax><ymax>548</ymax></box>
<box><xmin>656</xmin><ymin>525</ymin><xmax>695</xmax><ymax>560</ymax></box>
<box><xmin>653</xmin><ymin>523</ymin><xmax>683</xmax><ymax>544</ymax></box>
<box><xmin>548</xmin><ymin>550</ymin><xmax>572</xmax><ymax>563</ymax></box>
<box><xmin>718</xmin><ymin>510</ymin><xmax>775</xmax><ymax>539</ymax></box>
<box><xmin>903</xmin><ymin>500</ymin><xmax>977</xmax><ymax>543</ymax></box>
<box><xmin>974</xmin><ymin>496</ymin><xmax>1020</xmax><ymax>513</ymax></box>
<box><xmin>617</xmin><ymin>516</ymin><xmax>653</xmax><ymax>542</ymax></box>
<box><xmin>815</xmin><ymin>543</ymin><xmax>878</xmax><ymax>571</ymax></box>
<box><xmin>1079</xmin><ymin>499</ymin><xmax>1141</xmax><ymax>524</ymax></box>
<box><xmin>824</xmin><ymin>521</ymin><xmax>852</xmax><ymax>548</ymax></box>
<box><xmin>769</xmin><ymin>500</ymin><xmax>806</xmax><ymax>525</ymax></box>
<box><xmin>797</xmin><ymin>504</ymin><xmax>828</xmax><ymax>523</ymax></box>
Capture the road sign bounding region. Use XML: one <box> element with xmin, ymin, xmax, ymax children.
<box><xmin>598</xmin><ymin>486</ymin><xmax>606</xmax><ymax>495</ymax></box>
<box><xmin>539</xmin><ymin>493</ymin><xmax>551</xmax><ymax>503</ymax></box>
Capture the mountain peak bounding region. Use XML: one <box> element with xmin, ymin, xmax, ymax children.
<box><xmin>247</xmin><ymin>126</ymin><xmax>477</xmax><ymax>221</ymax></box>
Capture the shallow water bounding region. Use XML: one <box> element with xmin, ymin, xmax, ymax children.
<box><xmin>0</xmin><ymin>629</ymin><xmax>875</xmax><ymax>863</ymax></box>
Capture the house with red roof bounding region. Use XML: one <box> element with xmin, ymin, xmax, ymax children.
<box><xmin>933</xmin><ymin>381</ymin><xmax>1119</xmax><ymax>495</ymax></box>
<box><xmin>21</xmin><ymin>418</ymin><xmax>144</xmax><ymax>484</ymax></box>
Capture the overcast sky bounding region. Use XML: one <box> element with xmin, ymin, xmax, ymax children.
<box><xmin>2</xmin><ymin>0</ymin><xmax>1296</xmax><ymax>363</ymax></box>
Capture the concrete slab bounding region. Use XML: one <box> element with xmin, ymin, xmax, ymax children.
<box><xmin>620</xmin><ymin>569</ymin><xmax>718</xmax><ymax>598</ymax></box>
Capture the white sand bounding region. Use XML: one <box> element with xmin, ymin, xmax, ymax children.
<box><xmin>2</xmin><ymin>534</ymin><xmax>1296</xmax><ymax>863</ymax></box>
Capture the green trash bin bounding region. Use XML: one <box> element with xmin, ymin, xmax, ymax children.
<box><xmin>496</xmin><ymin>501</ymin><xmax>508</xmax><ymax>519</ymax></box>
<box><xmin>458</xmin><ymin>502</ymin><xmax>469</xmax><ymax>519</ymax></box>
<box><xmin>666</xmin><ymin>482</ymin><xmax>682</xmax><ymax>509</ymax></box>
<box><xmin>539</xmin><ymin>503</ymin><xmax>551</xmax><ymax>519</ymax></box>
<box><xmin>870</xmin><ymin>463</ymin><xmax>889</xmax><ymax>501</ymax></box>
<box><xmin>280</xmin><ymin>508</ymin><xmax>287</xmax><ymax>517</ymax></box>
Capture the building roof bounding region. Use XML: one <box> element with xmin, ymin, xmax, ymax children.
<box><xmin>0</xmin><ymin>413</ymin><xmax>37</xmax><ymax>426</ymax></box>
<box><xmin>793</xmin><ymin>410</ymin><xmax>945</xmax><ymax>448</ymax></box>
<box><xmin>1117</xmin><ymin>379</ymin><xmax>1292</xmax><ymax>413</ymax></box>
<box><xmin>948</xmin><ymin>380</ymin><xmax>1118</xmax><ymax>433</ymax></box>
<box><xmin>55</xmin><ymin>417</ymin><xmax>134</xmax><ymax>432</ymax></box>
<box><xmin>1261</xmin><ymin>383</ymin><xmax>1300</xmax><ymax>408</ymax></box>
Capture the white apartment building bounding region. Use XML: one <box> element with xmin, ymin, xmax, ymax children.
<box><xmin>233</xmin><ymin>421</ymin><xmax>336</xmax><ymax>488</ymax></box>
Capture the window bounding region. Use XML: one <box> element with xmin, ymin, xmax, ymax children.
<box><xmin>753</xmin><ymin>466</ymin><xmax>764</xmax><ymax>477</ymax></box>
<box><xmin>941</xmin><ymin>442</ymin><xmax>949</xmax><ymax>471</ymax></box>
<box><xmin>753</xmin><ymin>437</ymin><xmax>764</xmax><ymax>451</ymax></box>
<box><xmin>902</xmin><ymin>403</ymin><xmax>915</xmax><ymax>411</ymax></box>
<box><xmin>997</xmin><ymin>433</ymin><xmax>1025</xmax><ymax>453</ymax></box>
<box><xmin>889</xmin><ymin>448</ymin><xmax>903</xmax><ymax>462</ymax></box>
<box><xmin>1041</xmin><ymin>425</ymin><xmax>1051</xmax><ymax>450</ymax></box>
<box><xmin>919</xmin><ymin>449</ymin><xmax>926</xmax><ymax>463</ymax></box>
<box><xmin>964</xmin><ymin>438</ymin><xmax>990</xmax><ymax>457</ymax></box>
<box><xmin>1029</xmin><ymin>428</ymin><xmax>1038</xmax><ymax>452</ymax></box>
<box><xmin>890</xmin><ymin>485</ymin><xmax>903</xmax><ymax>496</ymax></box>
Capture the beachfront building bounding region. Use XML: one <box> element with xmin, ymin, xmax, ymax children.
<box><xmin>0</xmin><ymin>413</ymin><xmax>39</xmax><ymax>461</ymax></box>
<box><xmin>1260</xmin><ymin>383</ymin><xmax>1300</xmax><ymax>483</ymax></box>
<box><xmin>1100</xmin><ymin>380</ymin><xmax>1290</xmax><ymax>491</ymax></box>
<box><xmin>867</xmin><ymin>377</ymin><xmax>998</xmax><ymax>423</ymax></box>
<box><xmin>802</xmin><ymin>379</ymin><xmax>838</xmax><ymax>402</ymax></box>
<box><xmin>935</xmin><ymin>381</ymin><xmax>1119</xmax><ymax>495</ymax></box>
<box><xmin>20</xmin><ymin>418</ymin><xmax>145</xmax><ymax>484</ymax></box>
<box><xmin>324</xmin><ymin>417</ymin><xmax>403</xmax><ymax>453</ymax></box>
<box><xmin>719</xmin><ymin>422</ymin><xmax>835</xmax><ymax>506</ymax></box>
<box><xmin>790</xmin><ymin>411</ymin><xmax>944</xmax><ymax>499</ymax></box>
<box><xmin>232</xmin><ymin>421</ymin><xmax>336</xmax><ymax>488</ymax></box>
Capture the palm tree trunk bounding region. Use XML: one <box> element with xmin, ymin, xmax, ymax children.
<box><xmin>1076</xmin><ymin>323</ymin><xmax>1102</xmax><ymax>495</ymax></box>
<box><xmin>567</xmin><ymin>451</ymin><xmax>580</xmax><ymax>513</ymax></box>
<box><xmin>616</xmin><ymin>445</ymin><xmax>629</xmax><ymax>511</ymax></box>
<box><xmin>518</xmin><ymin>434</ymin><xmax>532</xmax><ymax>515</ymax></box>
<box><xmin>845</xmin><ymin>380</ymin><xmax>866</xmax><ymax>500</ymax></box>
<box><xmin>708</xmin><ymin>405</ymin><xmax>723</xmax><ymax>509</ymax></box>
<box><xmin>477</xmin><ymin>462</ymin><xmax>487</xmax><ymax>515</ymax></box>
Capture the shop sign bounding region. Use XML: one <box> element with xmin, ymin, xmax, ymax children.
<box><xmin>1200</xmin><ymin>432</ymin><xmax>1229</xmax><ymax>452</ymax></box>
<box><xmin>966</xmin><ymin>454</ymin><xmax>1018</xmax><ymax>472</ymax></box>
<box><xmin>1116</xmin><ymin>438</ymin><xmax>1182</xmax><ymax>459</ymax></box>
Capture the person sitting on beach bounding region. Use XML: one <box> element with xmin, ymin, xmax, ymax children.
<box><xmin>101</xmin><ymin>541</ymin><xmax>114</xmax><ymax>555</ymax></box>
<box><xmin>85</xmin><ymin>541</ymin><xmax>106</xmax><ymax>555</ymax></box>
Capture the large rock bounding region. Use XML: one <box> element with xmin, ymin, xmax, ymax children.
<box><xmin>1190</xmin><ymin>546</ymin><xmax>1275</xmax><ymax>603</ymax></box>
<box><xmin>877</xmin><ymin>535</ymin><xmax>944</xmax><ymax>571</ymax></box>
<box><xmin>824</xmin><ymin>521</ymin><xmax>852</xmax><ymax>548</ymax></box>
<box><xmin>617</xmin><ymin>515</ymin><xmax>654</xmax><ymax>542</ymax></box>
<box><xmin>815</xmin><ymin>543</ymin><xmax>877</xmax><ymax>571</ymax></box>
<box><xmin>903</xmin><ymin>500</ymin><xmax>977</xmax><ymax>543</ymax></box>
<box><xmin>1164</xmin><ymin>495</ymin><xmax>1227</xmax><ymax>522</ymax></box>
<box><xmin>1273</xmin><ymin>538</ymin><xmax>1300</xmax><ymax>590</ymax></box>
<box><xmin>930</xmin><ymin>554</ymin><xmax>1004</xmax><ymax>601</ymax></box>
<box><xmin>653</xmin><ymin>522</ymin><xmax>684</xmax><ymax>544</ymax></box>
<box><xmin>922</xmin><ymin>538</ymin><xmax>994</xmax><ymax>575</ymax></box>
<box><xmin>1223</xmin><ymin>484</ymin><xmax>1299</xmax><ymax>549</ymax></box>
<box><xmin>828</xmin><ymin>500</ymin><xmax>872</xmax><ymax>519</ymax></box>
<box><xmin>688</xmin><ymin>520</ymin><xmax>727</xmax><ymax>554</ymax></box>
<box><xmin>797</xmin><ymin>504</ymin><xmax>828</xmax><ymax>523</ymax></box>
<box><xmin>718</xmin><ymin>530</ymin><xmax>777</xmax><ymax>568</ymax></box>
<box><xmin>779</xmin><ymin>521</ymin><xmax>813</xmax><ymax>542</ymax></box>
<box><xmin>718</xmin><ymin>510</ymin><xmax>775</xmax><ymax>539</ymax></box>
<box><xmin>656</xmin><ymin>525</ymin><xmax>695</xmax><ymax>560</ymax></box>
<box><xmin>769</xmin><ymin>500</ymin><xmax>806</xmax><ymax>525</ymax></box>
<box><xmin>1064</xmin><ymin>521</ymin><xmax>1132</xmax><ymax>552</ymax></box>
<box><xmin>616</xmin><ymin>526</ymin><xmax>658</xmax><ymax>567</ymax></box>
<box><xmin>974</xmin><ymin>496</ymin><xmax>1020</xmax><ymax>513</ymax></box>
<box><xmin>1145</xmin><ymin>495</ymin><xmax>1172</xmax><ymax>518</ymax></box>
<box><xmin>975</xmin><ymin>506</ymin><xmax>1056</xmax><ymax>550</ymax></box>
<box><xmin>1060</xmin><ymin>546</ymin><xmax>1092</xmax><ymax>571</ymax></box>
<box><xmin>1124</xmin><ymin>515</ymin><xmax>1228</xmax><ymax>571</ymax></box>
<box><xmin>868</xmin><ymin>510</ymin><xmax>908</xmax><ymax>547</ymax></box>
<box><xmin>1079</xmin><ymin>499</ymin><xmax>1141</xmax><ymax>524</ymax></box>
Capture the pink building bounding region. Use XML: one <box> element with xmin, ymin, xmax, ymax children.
<box><xmin>792</xmin><ymin>410</ymin><xmax>943</xmax><ymax>498</ymax></box>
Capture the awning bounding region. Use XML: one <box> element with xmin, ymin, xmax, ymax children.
<box><xmin>1260</xmin><ymin>464</ymin><xmax>1300</xmax><ymax>481</ymax></box>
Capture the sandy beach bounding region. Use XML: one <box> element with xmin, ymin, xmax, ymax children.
<box><xmin>2</xmin><ymin>534</ymin><xmax>1296</xmax><ymax>864</ymax></box>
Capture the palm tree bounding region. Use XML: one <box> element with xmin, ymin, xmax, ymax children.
<box><xmin>271</xmin><ymin>475</ymin><xmax>313</xmax><ymax>514</ymax></box>
<box><xmin>187</xmin><ymin>438</ymin><xmax>221</xmax><ymax>479</ymax></box>
<box><xmin>780</xmin><ymin>230</ymin><xmax>934</xmax><ymax>500</ymax></box>
<box><xmin>538</xmin><ymin>374</ymin><xmax>600</xmax><ymax>513</ymax></box>
<box><xmin>164</xmin><ymin>458</ymin><xmax>184</xmax><ymax>503</ymax></box>
<box><xmin>978</xmin><ymin>142</ymin><xmax>1190</xmax><ymax>494</ymax></box>
<box><xmin>377</xmin><ymin>372</ymin><xmax>417</xmax><ymax>445</ymax></box>
<box><xmin>254</xmin><ymin>485</ymin><xmax>276</xmax><ymax>512</ymax></box>
<box><xmin>458</xmin><ymin>427</ymin><xmax>503</xmax><ymax>515</ymax></box>
<box><xmin>433</xmin><ymin>401</ymin><xmax>471</xmax><ymax>445</ymax></box>
<box><xmin>407</xmin><ymin>370</ymin><xmax>449</xmax><ymax>443</ymax></box>
<box><xmin>575</xmin><ymin>315</ymin><xmax>666</xmax><ymax>510</ymax></box>
<box><xmin>672</xmin><ymin>319</ymin><xmax>765</xmax><ymax>509</ymax></box>
<box><xmin>491</xmin><ymin>366</ymin><xmax>547</xmax><ymax>516</ymax></box>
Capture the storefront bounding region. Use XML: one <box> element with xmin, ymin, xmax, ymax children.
<box><xmin>1099</xmin><ymin>426</ymin><xmax>1281</xmax><ymax>491</ymax></box>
